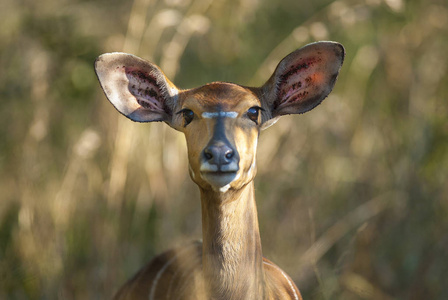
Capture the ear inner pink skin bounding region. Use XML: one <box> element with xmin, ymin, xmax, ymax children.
<box><xmin>125</xmin><ymin>67</ymin><xmax>167</xmax><ymax>115</ymax></box>
<box><xmin>277</xmin><ymin>57</ymin><xmax>321</xmax><ymax>107</ymax></box>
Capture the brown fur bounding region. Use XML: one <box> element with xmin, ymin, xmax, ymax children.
<box><xmin>114</xmin><ymin>241</ymin><xmax>301</xmax><ymax>300</ymax></box>
<box><xmin>95</xmin><ymin>42</ymin><xmax>344</xmax><ymax>300</ymax></box>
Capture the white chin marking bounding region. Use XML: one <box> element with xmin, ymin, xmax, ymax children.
<box><xmin>201</xmin><ymin>111</ymin><xmax>238</xmax><ymax>119</ymax></box>
<box><xmin>219</xmin><ymin>184</ymin><xmax>231</xmax><ymax>193</ymax></box>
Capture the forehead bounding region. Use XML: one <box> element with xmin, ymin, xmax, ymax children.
<box><xmin>181</xmin><ymin>82</ymin><xmax>260</xmax><ymax>111</ymax></box>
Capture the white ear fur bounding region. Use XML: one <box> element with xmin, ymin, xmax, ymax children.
<box><xmin>260</xmin><ymin>42</ymin><xmax>345</xmax><ymax>120</ymax></box>
<box><xmin>95</xmin><ymin>52</ymin><xmax>178</xmax><ymax>124</ymax></box>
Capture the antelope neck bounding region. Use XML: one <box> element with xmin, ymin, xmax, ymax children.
<box><xmin>200</xmin><ymin>182</ymin><xmax>265</xmax><ymax>299</ymax></box>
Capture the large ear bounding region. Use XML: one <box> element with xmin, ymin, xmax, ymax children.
<box><xmin>259</xmin><ymin>42</ymin><xmax>345</xmax><ymax>126</ymax></box>
<box><xmin>94</xmin><ymin>52</ymin><xmax>179</xmax><ymax>124</ymax></box>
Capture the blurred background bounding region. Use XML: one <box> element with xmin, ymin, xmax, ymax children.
<box><xmin>1</xmin><ymin>0</ymin><xmax>447</xmax><ymax>299</ymax></box>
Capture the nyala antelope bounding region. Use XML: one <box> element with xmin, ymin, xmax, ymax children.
<box><xmin>95</xmin><ymin>41</ymin><xmax>345</xmax><ymax>300</ymax></box>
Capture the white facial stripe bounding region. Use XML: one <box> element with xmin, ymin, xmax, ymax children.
<box><xmin>201</xmin><ymin>111</ymin><xmax>238</xmax><ymax>119</ymax></box>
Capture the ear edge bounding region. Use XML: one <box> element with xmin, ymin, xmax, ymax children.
<box><xmin>94</xmin><ymin>52</ymin><xmax>179</xmax><ymax>124</ymax></box>
<box><xmin>259</xmin><ymin>41</ymin><xmax>345</xmax><ymax>119</ymax></box>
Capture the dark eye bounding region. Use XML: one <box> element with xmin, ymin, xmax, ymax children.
<box><xmin>179</xmin><ymin>109</ymin><xmax>194</xmax><ymax>126</ymax></box>
<box><xmin>246</xmin><ymin>107</ymin><xmax>261</xmax><ymax>124</ymax></box>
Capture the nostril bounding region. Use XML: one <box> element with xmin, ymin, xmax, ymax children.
<box><xmin>204</xmin><ymin>149</ymin><xmax>213</xmax><ymax>160</ymax></box>
<box><xmin>203</xmin><ymin>144</ymin><xmax>236</xmax><ymax>165</ymax></box>
<box><xmin>225</xmin><ymin>150</ymin><xmax>234</xmax><ymax>159</ymax></box>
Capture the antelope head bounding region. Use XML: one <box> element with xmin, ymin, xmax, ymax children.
<box><xmin>95</xmin><ymin>42</ymin><xmax>345</xmax><ymax>196</ymax></box>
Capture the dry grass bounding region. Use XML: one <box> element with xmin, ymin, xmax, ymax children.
<box><xmin>1</xmin><ymin>0</ymin><xmax>448</xmax><ymax>299</ymax></box>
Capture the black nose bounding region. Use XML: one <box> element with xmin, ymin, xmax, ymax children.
<box><xmin>203</xmin><ymin>142</ymin><xmax>235</xmax><ymax>166</ymax></box>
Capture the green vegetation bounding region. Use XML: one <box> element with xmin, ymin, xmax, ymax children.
<box><xmin>1</xmin><ymin>0</ymin><xmax>447</xmax><ymax>298</ymax></box>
